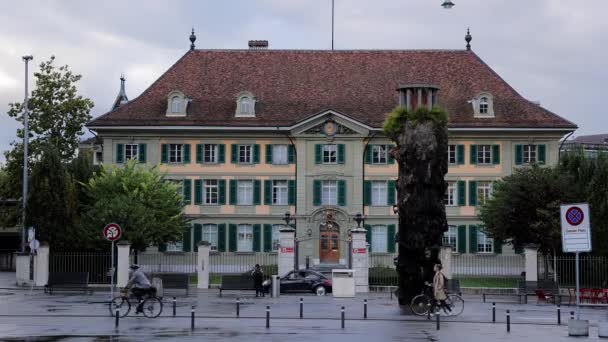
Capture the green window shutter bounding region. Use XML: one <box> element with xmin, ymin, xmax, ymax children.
<box><xmin>196</xmin><ymin>144</ymin><xmax>203</xmax><ymax>163</ymax></box>
<box><xmin>193</xmin><ymin>224</ymin><xmax>202</xmax><ymax>252</ymax></box>
<box><xmin>229</xmin><ymin>180</ymin><xmax>237</xmax><ymax>205</ymax></box>
<box><xmin>388</xmin><ymin>145</ymin><xmax>395</xmax><ymax>164</ymax></box>
<box><xmin>363</xmin><ymin>180</ymin><xmax>372</xmax><ymax>206</ymax></box>
<box><xmin>253</xmin><ymin>144</ymin><xmax>260</xmax><ymax>164</ymax></box>
<box><xmin>138</xmin><ymin>144</ymin><xmax>147</xmax><ymax>163</ymax></box>
<box><xmin>183</xmin><ymin>179</ymin><xmax>192</xmax><ymax>205</ymax></box>
<box><xmin>194</xmin><ymin>180</ymin><xmax>202</xmax><ymax>205</ymax></box>
<box><xmin>387</xmin><ymin>180</ymin><xmax>396</xmax><ymax>205</ymax></box>
<box><xmin>231</xmin><ymin>144</ymin><xmax>238</xmax><ymax>164</ymax></box>
<box><xmin>218</xmin><ymin>180</ymin><xmax>226</xmax><ymax>205</ymax></box>
<box><xmin>470</xmin><ymin>145</ymin><xmax>477</xmax><ymax>165</ymax></box>
<box><xmin>457</xmin><ymin>225</ymin><xmax>467</xmax><ymax>253</ymax></box>
<box><xmin>365</xmin><ymin>224</ymin><xmax>372</xmax><ymax>252</ymax></box>
<box><xmin>116</xmin><ymin>144</ymin><xmax>124</xmax><ymax>164</ymax></box>
<box><xmin>263</xmin><ymin>224</ymin><xmax>272</xmax><ymax>252</ymax></box>
<box><xmin>158</xmin><ymin>243</ymin><xmax>167</xmax><ymax>252</ymax></box>
<box><xmin>468</xmin><ymin>225</ymin><xmax>478</xmax><ymax>254</ymax></box>
<box><xmin>338</xmin><ymin>180</ymin><xmax>346</xmax><ymax>206</ymax></box>
<box><xmin>218</xmin><ymin>224</ymin><xmax>226</xmax><ymax>252</ymax></box>
<box><xmin>468</xmin><ymin>181</ymin><xmax>477</xmax><ymax>206</ymax></box>
<box><xmin>457</xmin><ymin>145</ymin><xmax>465</xmax><ymax>165</ymax></box>
<box><xmin>288</xmin><ymin>180</ymin><xmax>296</xmax><ymax>205</ymax></box>
<box><xmin>515</xmin><ymin>145</ymin><xmax>523</xmax><ymax>165</ymax></box>
<box><xmin>182</xmin><ymin>226</ymin><xmax>192</xmax><ymax>252</ymax></box>
<box><xmin>161</xmin><ymin>144</ymin><xmax>168</xmax><ymax>164</ymax></box>
<box><xmin>492</xmin><ymin>145</ymin><xmax>500</xmax><ymax>165</ymax></box>
<box><xmin>365</xmin><ymin>145</ymin><xmax>373</xmax><ymax>164</ymax></box>
<box><xmin>494</xmin><ymin>238</ymin><xmax>502</xmax><ymax>254</ymax></box>
<box><xmin>218</xmin><ymin>144</ymin><xmax>226</xmax><ymax>163</ymax></box>
<box><xmin>264</xmin><ymin>180</ymin><xmax>272</xmax><ymax>205</ymax></box>
<box><xmin>265</xmin><ymin>145</ymin><xmax>273</xmax><ymax>164</ymax></box>
<box><xmin>337</xmin><ymin>144</ymin><xmax>345</xmax><ymax>164</ymax></box>
<box><xmin>253</xmin><ymin>180</ymin><xmax>261</xmax><ymax>205</ymax></box>
<box><xmin>457</xmin><ymin>181</ymin><xmax>466</xmax><ymax>206</ymax></box>
<box><xmin>288</xmin><ymin>145</ymin><xmax>295</xmax><ymax>164</ymax></box>
<box><xmin>253</xmin><ymin>224</ymin><xmax>261</xmax><ymax>252</ymax></box>
<box><xmin>313</xmin><ymin>180</ymin><xmax>322</xmax><ymax>206</ymax></box>
<box><xmin>387</xmin><ymin>224</ymin><xmax>396</xmax><ymax>253</ymax></box>
<box><xmin>183</xmin><ymin>144</ymin><xmax>191</xmax><ymax>164</ymax></box>
<box><xmin>315</xmin><ymin>144</ymin><xmax>322</xmax><ymax>164</ymax></box>
<box><xmin>538</xmin><ymin>144</ymin><xmax>546</xmax><ymax>164</ymax></box>
<box><xmin>228</xmin><ymin>224</ymin><xmax>237</xmax><ymax>252</ymax></box>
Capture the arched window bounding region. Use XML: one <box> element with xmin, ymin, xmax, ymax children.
<box><xmin>171</xmin><ymin>96</ymin><xmax>181</xmax><ymax>113</ymax></box>
<box><xmin>240</xmin><ymin>97</ymin><xmax>250</xmax><ymax>114</ymax></box>
<box><xmin>479</xmin><ymin>97</ymin><xmax>489</xmax><ymax>114</ymax></box>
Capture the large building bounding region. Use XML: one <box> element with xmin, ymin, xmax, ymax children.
<box><xmin>87</xmin><ymin>35</ymin><xmax>576</xmax><ymax>268</ymax></box>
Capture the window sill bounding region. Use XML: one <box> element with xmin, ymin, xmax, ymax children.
<box><xmin>270</xmin><ymin>204</ymin><xmax>291</xmax><ymax>207</ymax></box>
<box><xmin>270</xmin><ymin>162</ymin><xmax>289</xmax><ymax>166</ymax></box>
<box><xmin>474</xmin><ymin>164</ymin><xmax>498</xmax><ymax>167</ymax></box>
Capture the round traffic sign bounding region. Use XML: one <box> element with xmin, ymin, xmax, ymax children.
<box><xmin>103</xmin><ymin>223</ymin><xmax>122</xmax><ymax>241</ymax></box>
<box><xmin>566</xmin><ymin>207</ymin><xmax>584</xmax><ymax>226</ymax></box>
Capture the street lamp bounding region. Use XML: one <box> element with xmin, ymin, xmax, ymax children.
<box><xmin>21</xmin><ymin>55</ymin><xmax>33</xmax><ymax>253</ymax></box>
<box><xmin>441</xmin><ymin>0</ymin><xmax>455</xmax><ymax>9</ymax></box>
<box><xmin>283</xmin><ymin>211</ymin><xmax>293</xmax><ymax>226</ymax></box>
<box><xmin>353</xmin><ymin>213</ymin><xmax>364</xmax><ymax>228</ymax></box>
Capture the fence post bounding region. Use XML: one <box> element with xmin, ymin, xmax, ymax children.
<box><xmin>34</xmin><ymin>242</ymin><xmax>50</xmax><ymax>286</ymax></box>
<box><xmin>116</xmin><ymin>241</ymin><xmax>131</xmax><ymax>287</ymax></box>
<box><xmin>351</xmin><ymin>227</ymin><xmax>369</xmax><ymax>293</ymax></box>
<box><xmin>278</xmin><ymin>227</ymin><xmax>295</xmax><ymax>277</ymax></box>
<box><xmin>197</xmin><ymin>241</ymin><xmax>210</xmax><ymax>289</ymax></box>
<box><xmin>524</xmin><ymin>247</ymin><xmax>538</xmax><ymax>282</ymax></box>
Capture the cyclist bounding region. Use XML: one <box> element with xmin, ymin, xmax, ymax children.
<box><xmin>125</xmin><ymin>264</ymin><xmax>152</xmax><ymax>314</ymax></box>
<box><xmin>430</xmin><ymin>263</ymin><xmax>451</xmax><ymax>316</ymax></box>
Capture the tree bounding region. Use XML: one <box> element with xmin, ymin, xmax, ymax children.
<box><xmin>478</xmin><ymin>166</ymin><xmax>581</xmax><ymax>254</ymax></box>
<box><xmin>25</xmin><ymin>146</ymin><xmax>80</xmax><ymax>250</ymax></box>
<box><xmin>384</xmin><ymin>106</ymin><xmax>449</xmax><ymax>307</ymax></box>
<box><xmin>81</xmin><ymin>160</ymin><xmax>188</xmax><ymax>252</ymax></box>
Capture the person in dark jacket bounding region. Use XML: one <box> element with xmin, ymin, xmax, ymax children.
<box><xmin>252</xmin><ymin>264</ymin><xmax>264</xmax><ymax>297</ymax></box>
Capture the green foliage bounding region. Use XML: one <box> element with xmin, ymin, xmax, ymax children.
<box><xmin>383</xmin><ymin>106</ymin><xmax>448</xmax><ymax>139</ymax></box>
<box><xmin>81</xmin><ymin>160</ymin><xmax>188</xmax><ymax>252</ymax></box>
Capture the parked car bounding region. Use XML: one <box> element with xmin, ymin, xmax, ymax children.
<box><xmin>263</xmin><ymin>270</ymin><xmax>332</xmax><ymax>295</ymax></box>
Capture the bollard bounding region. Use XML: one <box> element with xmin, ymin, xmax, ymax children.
<box><xmin>570</xmin><ymin>311</ymin><xmax>574</xmax><ymax>320</ymax></box>
<box><xmin>483</xmin><ymin>293</ymin><xmax>486</xmax><ymax>303</ymax></box>
<box><xmin>364</xmin><ymin>299</ymin><xmax>368</xmax><ymax>319</ymax></box>
<box><xmin>341</xmin><ymin>306</ymin><xmax>345</xmax><ymax>329</ymax></box>
<box><xmin>506</xmin><ymin>310</ymin><xmax>511</xmax><ymax>333</ymax></box>
<box><xmin>173</xmin><ymin>297</ymin><xmax>176</xmax><ymax>317</ymax></box>
<box><xmin>427</xmin><ymin>302</ymin><xmax>432</xmax><ymax>320</ymax></box>
<box><xmin>557</xmin><ymin>305</ymin><xmax>561</xmax><ymax>325</ymax></box>
<box><xmin>191</xmin><ymin>306</ymin><xmax>195</xmax><ymax>330</ymax></box>
<box><xmin>300</xmin><ymin>298</ymin><xmax>303</xmax><ymax>319</ymax></box>
<box><xmin>115</xmin><ymin>308</ymin><xmax>119</xmax><ymax>329</ymax></box>
<box><xmin>236</xmin><ymin>298</ymin><xmax>240</xmax><ymax>318</ymax></box>
<box><xmin>266</xmin><ymin>306</ymin><xmax>270</xmax><ymax>329</ymax></box>
<box><xmin>390</xmin><ymin>289</ymin><xmax>393</xmax><ymax>300</ymax></box>
<box><xmin>492</xmin><ymin>302</ymin><xmax>496</xmax><ymax>323</ymax></box>
<box><xmin>436</xmin><ymin>311</ymin><xmax>440</xmax><ymax>330</ymax></box>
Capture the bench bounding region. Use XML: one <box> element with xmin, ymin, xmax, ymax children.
<box><xmin>45</xmin><ymin>272</ymin><xmax>90</xmax><ymax>295</ymax></box>
<box><xmin>519</xmin><ymin>280</ymin><xmax>560</xmax><ymax>304</ymax></box>
<box><xmin>219</xmin><ymin>274</ymin><xmax>255</xmax><ymax>297</ymax></box>
<box><xmin>148</xmin><ymin>273</ymin><xmax>190</xmax><ymax>296</ymax></box>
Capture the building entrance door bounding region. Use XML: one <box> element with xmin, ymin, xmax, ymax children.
<box><xmin>319</xmin><ymin>230</ymin><xmax>340</xmax><ymax>264</ymax></box>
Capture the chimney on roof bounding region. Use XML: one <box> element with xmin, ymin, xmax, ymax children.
<box><xmin>248</xmin><ymin>40</ymin><xmax>269</xmax><ymax>50</ymax></box>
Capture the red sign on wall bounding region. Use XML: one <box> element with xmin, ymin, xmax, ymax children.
<box><xmin>352</xmin><ymin>248</ymin><xmax>367</xmax><ymax>254</ymax></box>
<box><xmin>280</xmin><ymin>247</ymin><xmax>294</xmax><ymax>253</ymax></box>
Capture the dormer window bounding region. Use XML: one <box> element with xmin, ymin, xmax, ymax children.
<box><xmin>235</xmin><ymin>91</ymin><xmax>256</xmax><ymax>117</ymax></box>
<box><xmin>166</xmin><ymin>90</ymin><xmax>187</xmax><ymax>117</ymax></box>
<box><xmin>473</xmin><ymin>92</ymin><xmax>494</xmax><ymax>118</ymax></box>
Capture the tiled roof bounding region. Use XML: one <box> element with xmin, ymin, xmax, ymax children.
<box><xmin>572</xmin><ymin>134</ymin><xmax>608</xmax><ymax>145</ymax></box>
<box><xmin>88</xmin><ymin>49</ymin><xmax>577</xmax><ymax>130</ymax></box>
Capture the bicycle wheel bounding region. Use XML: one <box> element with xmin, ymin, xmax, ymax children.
<box><xmin>141</xmin><ymin>296</ymin><xmax>163</xmax><ymax>318</ymax></box>
<box><xmin>445</xmin><ymin>294</ymin><xmax>464</xmax><ymax>316</ymax></box>
<box><xmin>109</xmin><ymin>296</ymin><xmax>131</xmax><ymax>318</ymax></box>
<box><xmin>410</xmin><ymin>294</ymin><xmax>431</xmax><ymax>316</ymax></box>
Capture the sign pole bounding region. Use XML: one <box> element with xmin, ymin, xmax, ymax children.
<box><xmin>575</xmin><ymin>252</ymin><xmax>580</xmax><ymax>320</ymax></box>
<box><xmin>110</xmin><ymin>240</ymin><xmax>115</xmax><ymax>300</ymax></box>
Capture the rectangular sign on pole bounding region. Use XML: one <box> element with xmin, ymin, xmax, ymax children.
<box><xmin>560</xmin><ymin>203</ymin><xmax>591</xmax><ymax>253</ymax></box>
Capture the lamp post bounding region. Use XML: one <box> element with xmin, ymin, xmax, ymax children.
<box><xmin>21</xmin><ymin>55</ymin><xmax>33</xmax><ymax>253</ymax></box>
<box><xmin>283</xmin><ymin>211</ymin><xmax>293</xmax><ymax>227</ymax></box>
<box><xmin>353</xmin><ymin>213</ymin><xmax>364</xmax><ymax>228</ymax></box>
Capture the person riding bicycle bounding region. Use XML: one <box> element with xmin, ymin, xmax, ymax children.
<box><xmin>430</xmin><ymin>263</ymin><xmax>451</xmax><ymax>316</ymax></box>
<box><xmin>125</xmin><ymin>264</ymin><xmax>152</xmax><ymax>314</ymax></box>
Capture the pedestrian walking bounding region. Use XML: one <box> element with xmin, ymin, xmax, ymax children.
<box><xmin>252</xmin><ymin>264</ymin><xmax>265</xmax><ymax>297</ymax></box>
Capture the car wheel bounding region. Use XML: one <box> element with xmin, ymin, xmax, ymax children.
<box><xmin>315</xmin><ymin>286</ymin><xmax>326</xmax><ymax>296</ymax></box>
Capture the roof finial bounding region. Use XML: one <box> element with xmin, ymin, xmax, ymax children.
<box><xmin>189</xmin><ymin>28</ymin><xmax>196</xmax><ymax>51</ymax></box>
<box><xmin>112</xmin><ymin>74</ymin><xmax>129</xmax><ymax>110</ymax></box>
<box><xmin>465</xmin><ymin>27</ymin><xmax>472</xmax><ymax>51</ymax></box>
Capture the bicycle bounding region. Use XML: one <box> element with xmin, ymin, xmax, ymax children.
<box><xmin>109</xmin><ymin>287</ymin><xmax>163</xmax><ymax>318</ymax></box>
<box><xmin>410</xmin><ymin>282</ymin><xmax>464</xmax><ymax>317</ymax></box>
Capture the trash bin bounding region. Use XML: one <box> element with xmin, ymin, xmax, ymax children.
<box><xmin>271</xmin><ymin>275</ymin><xmax>280</xmax><ymax>298</ymax></box>
<box><xmin>331</xmin><ymin>269</ymin><xmax>355</xmax><ymax>298</ymax></box>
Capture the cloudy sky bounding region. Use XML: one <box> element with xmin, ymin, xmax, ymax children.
<box><xmin>0</xmin><ymin>0</ymin><xmax>606</xmax><ymax>160</ymax></box>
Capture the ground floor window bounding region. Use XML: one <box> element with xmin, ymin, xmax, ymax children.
<box><xmin>372</xmin><ymin>225</ymin><xmax>388</xmax><ymax>253</ymax></box>
<box><xmin>203</xmin><ymin>224</ymin><xmax>218</xmax><ymax>251</ymax></box>
<box><xmin>237</xmin><ymin>224</ymin><xmax>253</xmax><ymax>252</ymax></box>
<box><xmin>477</xmin><ymin>231</ymin><xmax>493</xmax><ymax>253</ymax></box>
<box><xmin>442</xmin><ymin>225</ymin><xmax>457</xmax><ymax>251</ymax></box>
<box><xmin>165</xmin><ymin>241</ymin><xmax>184</xmax><ymax>252</ymax></box>
<box><xmin>271</xmin><ymin>224</ymin><xmax>282</xmax><ymax>252</ymax></box>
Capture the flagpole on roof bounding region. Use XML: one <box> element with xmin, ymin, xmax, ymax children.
<box><xmin>331</xmin><ymin>0</ymin><xmax>334</xmax><ymax>50</ymax></box>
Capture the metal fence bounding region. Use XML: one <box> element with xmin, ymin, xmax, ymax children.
<box><xmin>49</xmin><ymin>252</ymin><xmax>112</xmax><ymax>284</ymax></box>
<box><xmin>209</xmin><ymin>252</ymin><xmax>277</xmax><ymax>284</ymax></box>
<box><xmin>541</xmin><ymin>255</ymin><xmax>608</xmax><ymax>288</ymax></box>
<box><xmin>0</xmin><ymin>250</ymin><xmax>16</xmax><ymax>271</ymax></box>
<box><xmin>369</xmin><ymin>253</ymin><xmax>398</xmax><ymax>286</ymax></box>
<box><xmin>134</xmin><ymin>252</ymin><xmax>198</xmax><ymax>274</ymax></box>
<box><xmin>452</xmin><ymin>254</ymin><xmax>525</xmax><ymax>288</ymax></box>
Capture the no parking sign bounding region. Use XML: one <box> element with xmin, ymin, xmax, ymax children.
<box><xmin>560</xmin><ymin>203</ymin><xmax>591</xmax><ymax>253</ymax></box>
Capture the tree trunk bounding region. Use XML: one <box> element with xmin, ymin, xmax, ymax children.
<box><xmin>393</xmin><ymin>120</ymin><xmax>448</xmax><ymax>307</ymax></box>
